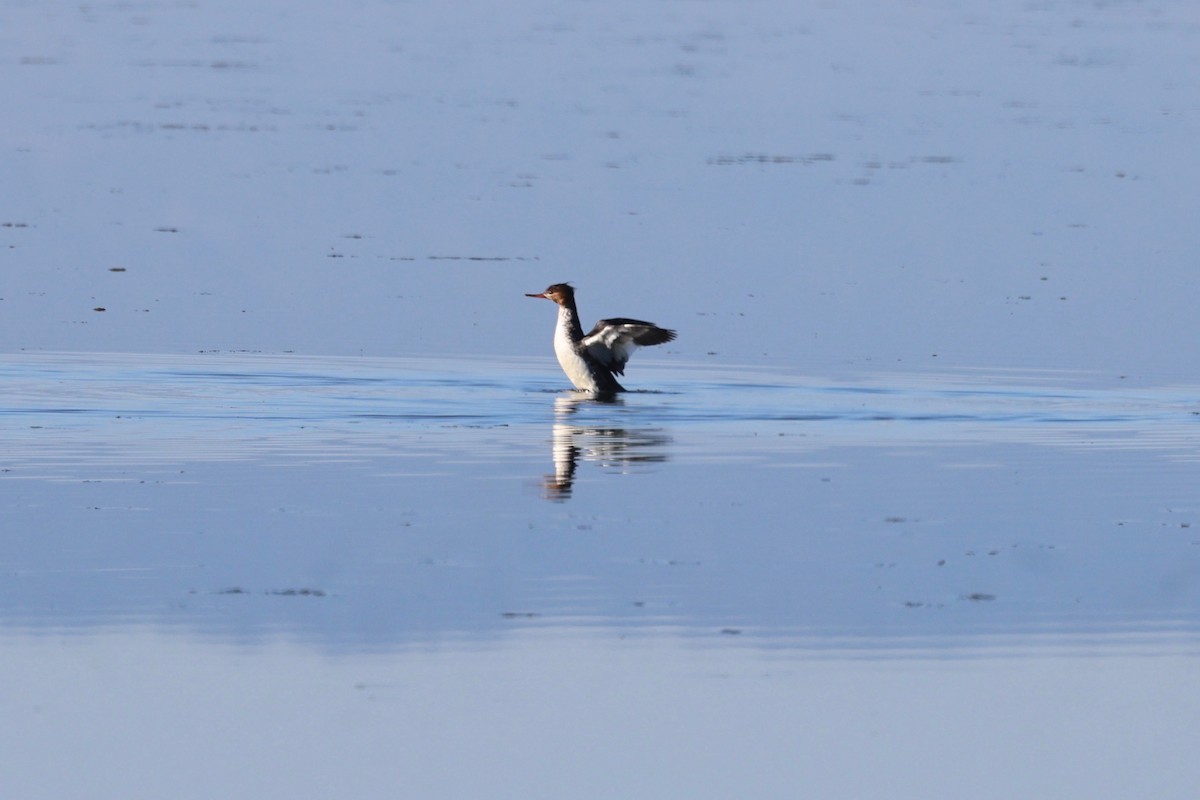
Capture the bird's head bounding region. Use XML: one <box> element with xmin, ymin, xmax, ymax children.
<box><xmin>525</xmin><ymin>283</ymin><xmax>574</xmax><ymax>306</ymax></box>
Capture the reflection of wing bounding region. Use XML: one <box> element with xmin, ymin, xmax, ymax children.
<box><xmin>541</xmin><ymin>395</ymin><xmax>671</xmax><ymax>502</ymax></box>
<box><xmin>582</xmin><ymin>318</ymin><xmax>676</xmax><ymax>376</ymax></box>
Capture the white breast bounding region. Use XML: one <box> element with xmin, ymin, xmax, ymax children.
<box><xmin>554</xmin><ymin>309</ymin><xmax>600</xmax><ymax>391</ymax></box>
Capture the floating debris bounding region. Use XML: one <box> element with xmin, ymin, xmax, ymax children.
<box><xmin>268</xmin><ymin>588</ymin><xmax>326</xmax><ymax>597</ymax></box>
<box><xmin>426</xmin><ymin>255</ymin><xmax>539</xmax><ymax>262</ymax></box>
<box><xmin>707</xmin><ymin>153</ymin><xmax>835</xmax><ymax>166</ymax></box>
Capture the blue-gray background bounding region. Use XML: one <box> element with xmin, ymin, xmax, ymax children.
<box><xmin>4</xmin><ymin>0</ymin><xmax>1198</xmax><ymax>378</ymax></box>
<box><xmin>4</xmin><ymin>3</ymin><xmax>1200</xmax><ymax>798</ymax></box>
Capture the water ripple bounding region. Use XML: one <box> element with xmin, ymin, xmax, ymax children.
<box><xmin>2</xmin><ymin>352</ymin><xmax>1199</xmax><ymax>466</ymax></box>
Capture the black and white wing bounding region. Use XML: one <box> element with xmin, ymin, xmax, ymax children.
<box><xmin>582</xmin><ymin>318</ymin><xmax>676</xmax><ymax>376</ymax></box>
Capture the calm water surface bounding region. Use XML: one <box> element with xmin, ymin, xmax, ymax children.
<box><xmin>3</xmin><ymin>353</ymin><xmax>1200</xmax><ymax>798</ymax></box>
<box><xmin>6</xmin><ymin>0</ymin><xmax>1200</xmax><ymax>796</ymax></box>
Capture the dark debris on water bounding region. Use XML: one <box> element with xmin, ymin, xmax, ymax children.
<box><xmin>210</xmin><ymin>587</ymin><xmax>327</xmax><ymax>597</ymax></box>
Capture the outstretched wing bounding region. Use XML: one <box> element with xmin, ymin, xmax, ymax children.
<box><xmin>582</xmin><ymin>318</ymin><xmax>676</xmax><ymax>376</ymax></box>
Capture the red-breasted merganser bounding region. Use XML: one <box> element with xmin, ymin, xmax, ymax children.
<box><xmin>526</xmin><ymin>283</ymin><xmax>676</xmax><ymax>394</ymax></box>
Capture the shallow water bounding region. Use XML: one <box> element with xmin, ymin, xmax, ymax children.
<box><xmin>3</xmin><ymin>352</ymin><xmax>1200</xmax><ymax>797</ymax></box>
<box><xmin>6</xmin><ymin>0</ymin><xmax>1200</xmax><ymax>796</ymax></box>
<box><xmin>5</xmin><ymin>351</ymin><xmax>1200</xmax><ymax>642</ymax></box>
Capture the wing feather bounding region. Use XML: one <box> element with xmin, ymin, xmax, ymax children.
<box><xmin>582</xmin><ymin>318</ymin><xmax>676</xmax><ymax>376</ymax></box>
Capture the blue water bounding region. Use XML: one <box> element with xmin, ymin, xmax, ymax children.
<box><xmin>5</xmin><ymin>354</ymin><xmax>1199</xmax><ymax>800</ymax></box>
<box><xmin>4</xmin><ymin>351</ymin><xmax>1198</xmax><ymax>651</ymax></box>
<box><xmin>6</xmin><ymin>0</ymin><xmax>1200</xmax><ymax>795</ymax></box>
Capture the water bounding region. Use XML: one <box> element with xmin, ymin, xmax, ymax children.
<box><xmin>6</xmin><ymin>0</ymin><xmax>1200</xmax><ymax>796</ymax></box>
<box><xmin>6</xmin><ymin>350</ymin><xmax>1199</xmax><ymax>636</ymax></box>
<box><xmin>3</xmin><ymin>352</ymin><xmax>1200</xmax><ymax>796</ymax></box>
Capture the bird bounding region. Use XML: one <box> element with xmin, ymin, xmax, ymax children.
<box><xmin>526</xmin><ymin>283</ymin><xmax>676</xmax><ymax>394</ymax></box>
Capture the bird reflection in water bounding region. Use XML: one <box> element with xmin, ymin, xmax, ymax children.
<box><xmin>543</xmin><ymin>395</ymin><xmax>671</xmax><ymax>501</ymax></box>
